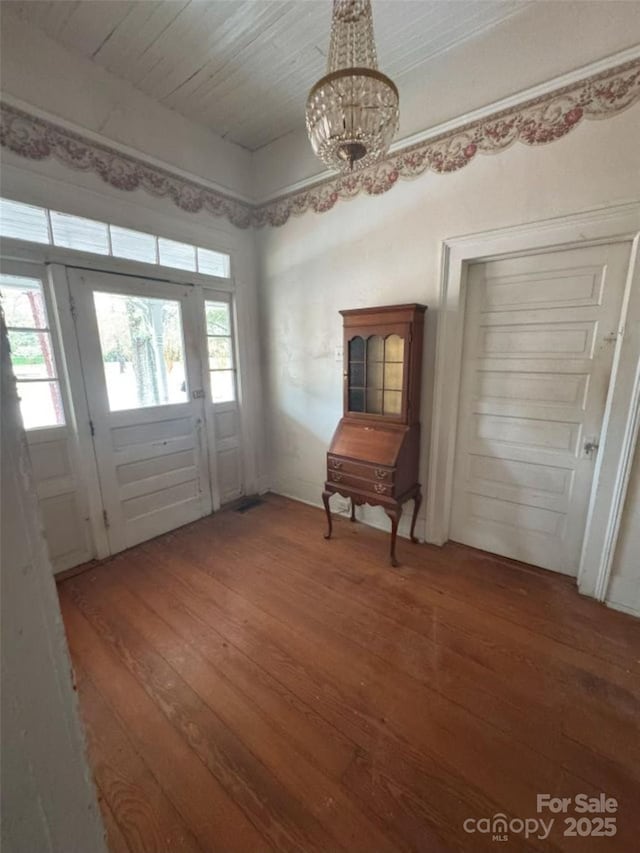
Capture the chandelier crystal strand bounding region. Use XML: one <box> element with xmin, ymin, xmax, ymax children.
<box><xmin>306</xmin><ymin>0</ymin><xmax>399</xmax><ymax>173</ymax></box>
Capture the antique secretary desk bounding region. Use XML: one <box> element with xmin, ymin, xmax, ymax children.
<box><xmin>323</xmin><ymin>303</ymin><xmax>427</xmax><ymax>566</ymax></box>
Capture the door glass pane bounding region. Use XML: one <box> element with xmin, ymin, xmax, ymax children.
<box><xmin>93</xmin><ymin>291</ymin><xmax>188</xmax><ymax>411</ymax></box>
<box><xmin>0</xmin><ymin>275</ymin><xmax>48</xmax><ymax>327</ymax></box>
<box><xmin>208</xmin><ymin>336</ymin><xmax>233</xmax><ymax>370</ymax></box>
<box><xmin>16</xmin><ymin>380</ymin><xmax>65</xmax><ymax>428</ymax></box>
<box><xmin>205</xmin><ymin>301</ymin><xmax>231</xmax><ymax>335</ymax></box>
<box><xmin>8</xmin><ymin>330</ymin><xmax>57</xmax><ymax>379</ymax></box>
<box><xmin>210</xmin><ymin>370</ymin><xmax>235</xmax><ymax>403</ymax></box>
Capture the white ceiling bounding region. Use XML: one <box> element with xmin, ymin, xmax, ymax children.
<box><xmin>6</xmin><ymin>0</ymin><xmax>530</xmax><ymax>151</ymax></box>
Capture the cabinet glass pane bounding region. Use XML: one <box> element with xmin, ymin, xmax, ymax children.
<box><xmin>367</xmin><ymin>361</ymin><xmax>383</xmax><ymax>389</ymax></box>
<box><xmin>350</xmin><ymin>361</ymin><xmax>365</xmax><ymax>387</ymax></box>
<box><xmin>349</xmin><ymin>336</ymin><xmax>365</xmax><ymax>361</ymax></box>
<box><xmin>349</xmin><ymin>388</ymin><xmax>365</xmax><ymax>412</ymax></box>
<box><xmin>366</xmin><ymin>389</ymin><xmax>382</xmax><ymax>413</ymax></box>
<box><xmin>385</xmin><ymin>334</ymin><xmax>404</xmax><ymax>362</ymax></box>
<box><xmin>384</xmin><ymin>362</ymin><xmax>403</xmax><ymax>391</ymax></box>
<box><xmin>367</xmin><ymin>335</ymin><xmax>384</xmax><ymax>361</ymax></box>
<box><xmin>383</xmin><ymin>390</ymin><xmax>402</xmax><ymax>416</ymax></box>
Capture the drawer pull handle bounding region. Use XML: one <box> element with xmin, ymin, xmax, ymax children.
<box><xmin>375</xmin><ymin>468</ymin><xmax>388</xmax><ymax>480</ymax></box>
<box><xmin>331</xmin><ymin>472</ymin><xmax>343</xmax><ymax>482</ymax></box>
<box><xmin>374</xmin><ymin>483</ymin><xmax>388</xmax><ymax>494</ymax></box>
<box><xmin>331</xmin><ymin>459</ymin><xmax>343</xmax><ymax>470</ymax></box>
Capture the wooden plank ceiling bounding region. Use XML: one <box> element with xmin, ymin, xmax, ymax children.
<box><xmin>8</xmin><ymin>0</ymin><xmax>529</xmax><ymax>151</ymax></box>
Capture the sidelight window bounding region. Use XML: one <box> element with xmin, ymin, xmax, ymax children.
<box><xmin>0</xmin><ymin>273</ymin><xmax>65</xmax><ymax>429</ymax></box>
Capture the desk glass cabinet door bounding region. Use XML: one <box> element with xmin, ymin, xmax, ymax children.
<box><xmin>347</xmin><ymin>332</ymin><xmax>406</xmax><ymax>418</ymax></box>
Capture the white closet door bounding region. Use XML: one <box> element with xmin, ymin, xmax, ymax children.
<box><xmin>450</xmin><ymin>242</ymin><xmax>630</xmax><ymax>575</ymax></box>
<box><xmin>69</xmin><ymin>269</ymin><xmax>212</xmax><ymax>554</ymax></box>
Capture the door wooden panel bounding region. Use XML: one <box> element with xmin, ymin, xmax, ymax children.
<box><xmin>450</xmin><ymin>242</ymin><xmax>630</xmax><ymax>575</ymax></box>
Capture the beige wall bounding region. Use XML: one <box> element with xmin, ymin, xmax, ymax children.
<box><xmin>257</xmin><ymin>107</ymin><xmax>640</xmax><ymax>610</ymax></box>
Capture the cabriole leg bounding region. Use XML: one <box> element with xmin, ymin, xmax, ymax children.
<box><xmin>322</xmin><ymin>490</ymin><xmax>333</xmax><ymax>540</ymax></box>
<box><xmin>410</xmin><ymin>487</ymin><xmax>422</xmax><ymax>544</ymax></box>
<box><xmin>384</xmin><ymin>506</ymin><xmax>401</xmax><ymax>567</ymax></box>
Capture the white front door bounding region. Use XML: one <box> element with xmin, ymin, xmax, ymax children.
<box><xmin>450</xmin><ymin>242</ymin><xmax>630</xmax><ymax>575</ymax></box>
<box><xmin>69</xmin><ymin>269</ymin><xmax>212</xmax><ymax>554</ymax></box>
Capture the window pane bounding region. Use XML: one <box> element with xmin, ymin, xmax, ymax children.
<box><xmin>16</xmin><ymin>380</ymin><xmax>65</xmax><ymax>428</ymax></box>
<box><xmin>207</xmin><ymin>336</ymin><xmax>233</xmax><ymax>370</ymax></box>
<box><xmin>210</xmin><ymin>370</ymin><xmax>235</xmax><ymax>403</ymax></box>
<box><xmin>0</xmin><ymin>275</ymin><xmax>48</xmax><ymax>328</ymax></box>
<box><xmin>110</xmin><ymin>226</ymin><xmax>157</xmax><ymax>263</ymax></box>
<box><xmin>50</xmin><ymin>211</ymin><xmax>109</xmax><ymax>254</ymax></box>
<box><xmin>158</xmin><ymin>238</ymin><xmax>196</xmax><ymax>271</ymax></box>
<box><xmin>0</xmin><ymin>198</ymin><xmax>50</xmax><ymax>244</ymax></box>
<box><xmin>198</xmin><ymin>247</ymin><xmax>230</xmax><ymax>278</ymax></box>
<box><xmin>93</xmin><ymin>291</ymin><xmax>188</xmax><ymax>411</ymax></box>
<box><xmin>8</xmin><ymin>330</ymin><xmax>57</xmax><ymax>379</ymax></box>
<box><xmin>205</xmin><ymin>301</ymin><xmax>230</xmax><ymax>335</ymax></box>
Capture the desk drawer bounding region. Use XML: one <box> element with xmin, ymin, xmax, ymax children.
<box><xmin>327</xmin><ymin>454</ymin><xmax>395</xmax><ymax>484</ymax></box>
<box><xmin>326</xmin><ymin>469</ymin><xmax>395</xmax><ymax>497</ymax></box>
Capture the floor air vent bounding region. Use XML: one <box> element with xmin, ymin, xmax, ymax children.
<box><xmin>234</xmin><ymin>497</ymin><xmax>264</xmax><ymax>513</ymax></box>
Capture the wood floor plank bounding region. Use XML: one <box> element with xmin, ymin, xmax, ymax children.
<box><xmin>77</xmin><ymin>669</ymin><xmax>203</xmax><ymax>853</ymax></box>
<box><xmin>83</xmin><ymin>565</ymin><xmax>401</xmax><ymax>853</ymax></box>
<box><xmin>65</xmin><ymin>575</ymin><xmax>343</xmax><ymax>853</ymax></box>
<box><xmin>58</xmin><ymin>495</ymin><xmax>640</xmax><ymax>853</ymax></box>
<box><xmin>59</xmin><ymin>593</ymin><xmax>271</xmax><ymax>853</ymax></box>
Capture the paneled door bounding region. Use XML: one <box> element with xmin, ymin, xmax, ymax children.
<box><xmin>0</xmin><ymin>261</ymin><xmax>94</xmax><ymax>571</ymax></box>
<box><xmin>450</xmin><ymin>242</ymin><xmax>630</xmax><ymax>575</ymax></box>
<box><xmin>68</xmin><ymin>269</ymin><xmax>212</xmax><ymax>554</ymax></box>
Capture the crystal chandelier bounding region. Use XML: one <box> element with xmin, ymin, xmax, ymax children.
<box><xmin>305</xmin><ymin>0</ymin><xmax>399</xmax><ymax>173</ymax></box>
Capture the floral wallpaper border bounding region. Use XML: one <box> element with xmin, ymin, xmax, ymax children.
<box><xmin>1</xmin><ymin>58</ymin><xmax>639</xmax><ymax>231</ymax></box>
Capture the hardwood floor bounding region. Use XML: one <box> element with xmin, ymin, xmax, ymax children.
<box><xmin>58</xmin><ymin>494</ymin><xmax>640</xmax><ymax>853</ymax></box>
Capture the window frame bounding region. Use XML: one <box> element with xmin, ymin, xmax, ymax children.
<box><xmin>204</xmin><ymin>291</ymin><xmax>238</xmax><ymax>406</ymax></box>
<box><xmin>0</xmin><ymin>261</ymin><xmax>69</xmax><ymax>432</ymax></box>
<box><xmin>0</xmin><ymin>196</ymin><xmax>231</xmax><ymax>279</ymax></box>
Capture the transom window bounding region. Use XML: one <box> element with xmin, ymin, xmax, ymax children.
<box><xmin>205</xmin><ymin>299</ymin><xmax>236</xmax><ymax>403</ymax></box>
<box><xmin>0</xmin><ymin>197</ymin><xmax>230</xmax><ymax>278</ymax></box>
<box><xmin>0</xmin><ymin>273</ymin><xmax>65</xmax><ymax>429</ymax></box>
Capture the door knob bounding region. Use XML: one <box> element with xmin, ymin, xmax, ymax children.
<box><xmin>583</xmin><ymin>439</ymin><xmax>599</xmax><ymax>457</ymax></box>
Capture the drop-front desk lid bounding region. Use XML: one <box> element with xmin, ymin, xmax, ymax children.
<box><xmin>329</xmin><ymin>420</ymin><xmax>405</xmax><ymax>467</ymax></box>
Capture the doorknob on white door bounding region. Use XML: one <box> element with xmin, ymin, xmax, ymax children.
<box><xmin>583</xmin><ymin>438</ymin><xmax>599</xmax><ymax>457</ymax></box>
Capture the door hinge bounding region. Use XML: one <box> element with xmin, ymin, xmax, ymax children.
<box><xmin>102</xmin><ymin>509</ymin><xmax>110</xmax><ymax>529</ymax></box>
<box><xmin>69</xmin><ymin>293</ymin><xmax>77</xmax><ymax>320</ymax></box>
<box><xmin>89</xmin><ymin>419</ymin><xmax>95</xmax><ymax>437</ymax></box>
